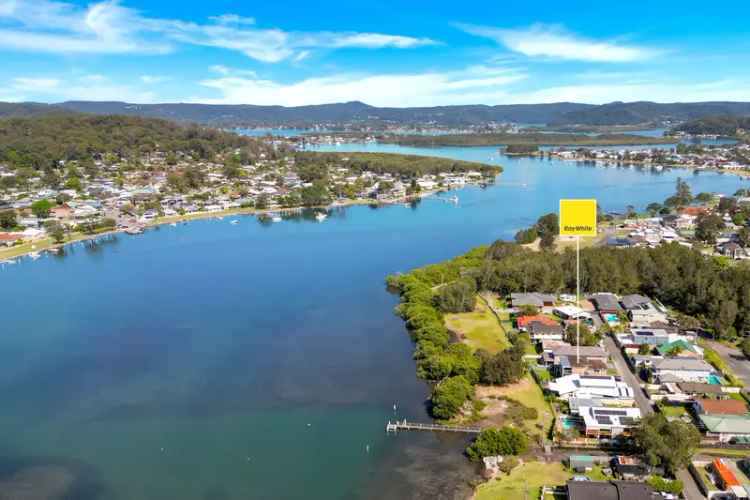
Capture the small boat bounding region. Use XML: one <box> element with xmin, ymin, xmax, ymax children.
<box><xmin>170</xmin><ymin>222</ymin><xmax>177</xmax><ymax>227</ymax></box>
<box><xmin>29</xmin><ymin>252</ymin><xmax>41</xmax><ymax>260</ymax></box>
<box><xmin>315</xmin><ymin>212</ymin><xmax>328</xmax><ymax>222</ymax></box>
<box><xmin>230</xmin><ymin>219</ymin><xmax>239</xmax><ymax>225</ymax></box>
<box><xmin>271</xmin><ymin>215</ymin><xmax>282</xmax><ymax>223</ymax></box>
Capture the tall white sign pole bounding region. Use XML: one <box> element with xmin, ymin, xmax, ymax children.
<box><xmin>576</xmin><ymin>236</ymin><xmax>581</xmax><ymax>365</ymax></box>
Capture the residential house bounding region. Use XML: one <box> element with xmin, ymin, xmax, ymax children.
<box><xmin>590</xmin><ymin>293</ymin><xmax>623</xmax><ymax>314</ymax></box>
<box><xmin>528</xmin><ymin>321</ymin><xmax>564</xmax><ymax>341</ymax></box>
<box><xmin>652</xmin><ymin>357</ymin><xmax>714</xmax><ymax>383</ymax></box>
<box><xmin>566</xmin><ymin>480</ymin><xmax>658</xmax><ymax>500</ymax></box>
<box><xmin>698</xmin><ymin>414</ymin><xmax>750</xmax><ymax>443</ymax></box>
<box><xmin>578</xmin><ymin>406</ymin><xmax>642</xmax><ymax>437</ymax></box>
<box><xmin>693</xmin><ymin>398</ymin><xmax>748</xmax><ymax>417</ymax></box>
<box><xmin>553</xmin><ymin>306</ymin><xmax>593</xmax><ymax>323</ymax></box>
<box><xmin>509</xmin><ymin>292</ymin><xmax>556</xmax><ymax>309</ymax></box>
<box><xmin>548</xmin><ymin>374</ymin><xmax>634</xmax><ymax>401</ymax></box>
<box><xmin>516</xmin><ymin>314</ymin><xmax>559</xmax><ymax>332</ymax></box>
<box><xmin>612</xmin><ymin>456</ymin><xmax>651</xmax><ymax>481</ymax></box>
<box><xmin>544</xmin><ymin>345</ymin><xmax>609</xmax><ymax>377</ymax></box>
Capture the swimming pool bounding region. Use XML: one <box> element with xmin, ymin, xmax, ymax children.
<box><xmin>562</xmin><ymin>417</ymin><xmax>579</xmax><ymax>430</ymax></box>
<box><xmin>604</xmin><ymin>313</ymin><xmax>620</xmax><ymax>324</ymax></box>
<box><xmin>707</xmin><ymin>374</ymin><xmax>722</xmax><ymax>385</ymax></box>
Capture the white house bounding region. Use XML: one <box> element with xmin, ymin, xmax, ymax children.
<box><xmin>652</xmin><ymin>358</ymin><xmax>714</xmax><ymax>383</ymax></box>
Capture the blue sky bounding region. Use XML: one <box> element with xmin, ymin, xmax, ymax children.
<box><xmin>1</xmin><ymin>0</ymin><xmax>750</xmax><ymax>106</ymax></box>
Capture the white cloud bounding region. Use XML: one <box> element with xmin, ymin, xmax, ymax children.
<box><xmin>208</xmin><ymin>14</ymin><xmax>256</xmax><ymax>26</ymax></box>
<box><xmin>7</xmin><ymin>74</ymin><xmax>157</xmax><ymax>102</ymax></box>
<box><xmin>197</xmin><ymin>66</ymin><xmax>527</xmax><ymax>107</ymax></box>
<box><xmin>140</xmin><ymin>74</ymin><xmax>169</xmax><ymax>84</ymax></box>
<box><xmin>0</xmin><ymin>0</ymin><xmax>434</xmax><ymax>61</ymax></box>
<box><xmin>12</xmin><ymin>76</ymin><xmax>60</xmax><ymax>90</ymax></box>
<box><xmin>504</xmin><ymin>79</ymin><xmax>750</xmax><ymax>104</ymax></box>
<box><xmin>460</xmin><ymin>23</ymin><xmax>659</xmax><ymax>63</ymax></box>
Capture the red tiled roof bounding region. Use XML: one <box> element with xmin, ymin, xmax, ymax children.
<box><xmin>0</xmin><ymin>233</ymin><xmax>22</xmax><ymax>242</ymax></box>
<box><xmin>680</xmin><ymin>206</ymin><xmax>708</xmax><ymax>216</ymax></box>
<box><xmin>697</xmin><ymin>398</ymin><xmax>748</xmax><ymax>416</ymax></box>
<box><xmin>517</xmin><ymin>315</ymin><xmax>559</xmax><ymax>328</ymax></box>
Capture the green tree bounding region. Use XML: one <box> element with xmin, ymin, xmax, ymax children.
<box><xmin>738</xmin><ymin>227</ymin><xmax>750</xmax><ymax>248</ymax></box>
<box><xmin>431</xmin><ymin>375</ymin><xmax>473</xmax><ymax>420</ymax></box>
<box><xmin>695</xmin><ymin>192</ymin><xmax>713</xmax><ymax>203</ymax></box>
<box><xmin>31</xmin><ymin>199</ymin><xmax>54</xmax><ymax>218</ymax></box>
<box><xmin>564</xmin><ymin>323</ymin><xmax>598</xmax><ymax>346</ymax></box>
<box><xmin>694</xmin><ymin>213</ymin><xmax>725</xmax><ymax>243</ymax></box>
<box><xmin>480</xmin><ymin>338</ymin><xmax>526</xmax><ymax>385</ymax></box>
<box><xmin>300</xmin><ymin>181</ymin><xmax>331</xmax><ymax>207</ymax></box>
<box><xmin>535</xmin><ymin>213</ymin><xmax>559</xmax><ymax>250</ymax></box>
<box><xmin>45</xmin><ymin>221</ymin><xmax>65</xmax><ymax>244</ymax></box>
<box><xmin>646</xmin><ymin>202</ymin><xmax>662</xmax><ymax>216</ymax></box>
<box><xmin>674</xmin><ymin>177</ymin><xmax>693</xmax><ymax>207</ymax></box>
<box><xmin>466</xmin><ymin>427</ymin><xmax>529</xmax><ymax>461</ymax></box>
<box><xmin>514</xmin><ymin>227</ymin><xmax>538</xmax><ymax>244</ymax></box>
<box><xmin>436</xmin><ymin>278</ymin><xmax>477</xmax><ymax>313</ymax></box>
<box><xmin>0</xmin><ymin>209</ymin><xmax>16</xmax><ymax>229</ymax></box>
<box><xmin>633</xmin><ymin>414</ymin><xmax>701</xmax><ymax>475</ymax></box>
<box><xmin>741</xmin><ymin>338</ymin><xmax>750</xmax><ymax>359</ymax></box>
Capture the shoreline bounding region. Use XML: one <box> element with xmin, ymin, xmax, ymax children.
<box><xmin>0</xmin><ymin>187</ymin><xmax>462</xmax><ymax>263</ymax></box>
<box><xmin>548</xmin><ymin>155</ymin><xmax>750</xmax><ymax>179</ymax></box>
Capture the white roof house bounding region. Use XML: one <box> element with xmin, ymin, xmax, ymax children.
<box><xmin>553</xmin><ymin>306</ymin><xmax>592</xmax><ymax>320</ymax></box>
<box><xmin>548</xmin><ymin>374</ymin><xmax>634</xmax><ymax>400</ymax></box>
<box><xmin>653</xmin><ymin>358</ymin><xmax>714</xmax><ymax>383</ymax></box>
<box><xmin>579</xmin><ymin>406</ymin><xmax>642</xmax><ymax>437</ymax></box>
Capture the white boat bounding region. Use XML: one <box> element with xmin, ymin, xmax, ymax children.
<box><xmin>230</xmin><ymin>219</ymin><xmax>239</xmax><ymax>225</ymax></box>
<box><xmin>271</xmin><ymin>215</ymin><xmax>282</xmax><ymax>223</ymax></box>
<box><xmin>315</xmin><ymin>212</ymin><xmax>328</xmax><ymax>222</ymax></box>
<box><xmin>170</xmin><ymin>222</ymin><xmax>177</xmax><ymax>227</ymax></box>
<box><xmin>29</xmin><ymin>252</ymin><xmax>41</xmax><ymax>260</ymax></box>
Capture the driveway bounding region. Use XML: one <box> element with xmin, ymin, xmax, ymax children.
<box><xmin>705</xmin><ymin>340</ymin><xmax>750</xmax><ymax>386</ymax></box>
<box><xmin>602</xmin><ymin>337</ymin><xmax>705</xmax><ymax>499</ymax></box>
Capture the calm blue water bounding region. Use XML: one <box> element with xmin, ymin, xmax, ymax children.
<box><xmin>0</xmin><ymin>143</ymin><xmax>745</xmax><ymax>499</ymax></box>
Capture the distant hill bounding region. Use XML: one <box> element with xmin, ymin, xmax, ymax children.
<box><xmin>0</xmin><ymin>102</ymin><xmax>71</xmax><ymax>118</ymax></box>
<box><xmin>672</xmin><ymin>115</ymin><xmax>750</xmax><ymax>136</ymax></box>
<box><xmin>549</xmin><ymin>101</ymin><xmax>750</xmax><ymax>126</ymax></box>
<box><xmin>55</xmin><ymin>101</ymin><xmax>594</xmax><ymax>127</ymax></box>
<box><xmin>3</xmin><ymin>100</ymin><xmax>750</xmax><ymax>127</ymax></box>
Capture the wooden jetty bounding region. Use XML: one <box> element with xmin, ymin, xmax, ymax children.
<box><xmin>386</xmin><ymin>419</ymin><xmax>481</xmax><ymax>434</ymax></box>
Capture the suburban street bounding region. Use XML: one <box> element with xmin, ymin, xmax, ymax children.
<box><xmin>603</xmin><ymin>337</ymin><xmax>653</xmax><ymax>416</ymax></box>
<box><xmin>602</xmin><ymin>336</ymin><xmax>705</xmax><ymax>500</ymax></box>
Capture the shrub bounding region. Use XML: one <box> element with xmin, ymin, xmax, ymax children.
<box><xmin>466</xmin><ymin>427</ymin><xmax>528</xmax><ymax>461</ymax></box>
<box><xmin>498</xmin><ymin>456</ymin><xmax>519</xmax><ymax>474</ymax></box>
<box><xmin>646</xmin><ymin>476</ymin><xmax>683</xmax><ymax>494</ymax></box>
<box><xmin>431</xmin><ymin>376</ymin><xmax>473</xmax><ymax>420</ymax></box>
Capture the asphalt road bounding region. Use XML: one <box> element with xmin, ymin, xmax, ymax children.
<box><xmin>602</xmin><ymin>337</ymin><xmax>653</xmax><ymax>415</ymax></box>
<box><xmin>705</xmin><ymin>340</ymin><xmax>750</xmax><ymax>386</ymax></box>
<box><xmin>602</xmin><ymin>336</ymin><xmax>705</xmax><ymax>499</ymax></box>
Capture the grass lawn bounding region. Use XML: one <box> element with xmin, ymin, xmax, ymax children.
<box><xmin>699</xmin><ymin>448</ymin><xmax>750</xmax><ymax>458</ymax></box>
<box><xmin>658</xmin><ymin>405</ymin><xmax>688</xmax><ymax>418</ymax></box>
<box><xmin>585</xmin><ymin>465</ymin><xmax>613</xmax><ymax>481</ymax></box>
<box><xmin>475</xmin><ymin>462</ymin><xmax>572</xmax><ymax>500</ymax></box>
<box><xmin>477</xmin><ymin>375</ymin><xmax>555</xmax><ymax>440</ymax></box>
<box><xmin>445</xmin><ymin>300</ymin><xmax>509</xmax><ymax>353</ymax></box>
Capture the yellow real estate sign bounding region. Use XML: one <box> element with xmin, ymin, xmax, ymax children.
<box><xmin>559</xmin><ymin>199</ymin><xmax>597</xmax><ymax>236</ymax></box>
